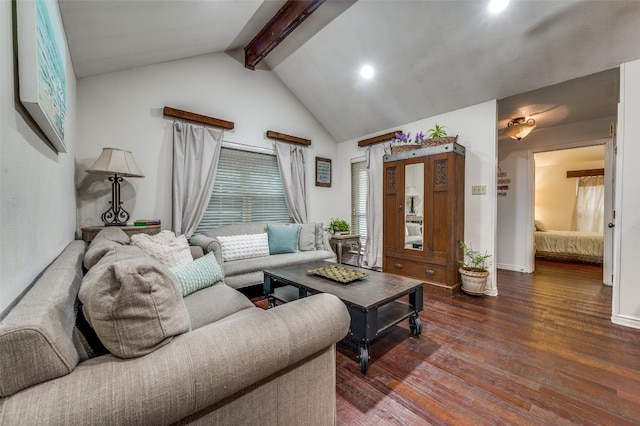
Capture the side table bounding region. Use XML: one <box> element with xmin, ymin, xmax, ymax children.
<box><xmin>330</xmin><ymin>234</ymin><xmax>362</xmax><ymax>267</ymax></box>
<box><xmin>80</xmin><ymin>225</ymin><xmax>161</xmax><ymax>244</ymax></box>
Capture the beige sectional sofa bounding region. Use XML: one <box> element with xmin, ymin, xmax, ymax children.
<box><xmin>0</xmin><ymin>228</ymin><xmax>350</xmax><ymax>425</ymax></box>
<box><xmin>191</xmin><ymin>222</ymin><xmax>336</xmax><ymax>290</ymax></box>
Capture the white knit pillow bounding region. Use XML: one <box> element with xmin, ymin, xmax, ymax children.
<box><xmin>131</xmin><ymin>231</ymin><xmax>193</xmax><ymax>267</ymax></box>
<box><xmin>218</xmin><ymin>233</ymin><xmax>270</xmax><ymax>261</ymax></box>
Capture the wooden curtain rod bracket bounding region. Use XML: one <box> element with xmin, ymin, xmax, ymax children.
<box><xmin>357</xmin><ymin>130</ymin><xmax>401</xmax><ymax>147</ymax></box>
<box><xmin>566</xmin><ymin>168</ymin><xmax>604</xmax><ymax>178</ymax></box>
<box><xmin>244</xmin><ymin>0</ymin><xmax>325</xmax><ymax>70</ymax></box>
<box><xmin>266</xmin><ymin>130</ymin><xmax>311</xmax><ymax>146</ymax></box>
<box><xmin>163</xmin><ymin>106</ymin><xmax>235</xmax><ymax>130</ymax></box>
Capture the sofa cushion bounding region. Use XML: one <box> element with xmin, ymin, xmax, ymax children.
<box><xmin>79</xmin><ymin>245</ymin><xmax>191</xmax><ymax>359</ymax></box>
<box><xmin>218</xmin><ymin>233</ymin><xmax>270</xmax><ymax>261</ymax></box>
<box><xmin>298</xmin><ymin>223</ymin><xmax>316</xmax><ymax>251</ymax></box>
<box><xmin>267</xmin><ymin>223</ymin><xmax>300</xmax><ymax>254</ymax></box>
<box><xmin>170</xmin><ymin>252</ymin><xmax>224</xmax><ymax>297</ymax></box>
<box><xmin>0</xmin><ymin>241</ymin><xmax>86</xmax><ymax>397</ymax></box>
<box><xmin>131</xmin><ymin>230</ymin><xmax>193</xmax><ymax>267</ymax></box>
<box><xmin>224</xmin><ymin>250</ymin><xmax>335</xmax><ymax>278</ymax></box>
<box><xmin>84</xmin><ymin>227</ymin><xmax>131</xmax><ymax>270</ymax></box>
<box><xmin>183</xmin><ymin>282</ymin><xmax>256</xmax><ymax>329</ymax></box>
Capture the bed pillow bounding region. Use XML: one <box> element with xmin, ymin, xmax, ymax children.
<box><xmin>131</xmin><ymin>231</ymin><xmax>193</xmax><ymax>267</ymax></box>
<box><xmin>217</xmin><ymin>233</ymin><xmax>270</xmax><ymax>261</ymax></box>
<box><xmin>268</xmin><ymin>223</ymin><xmax>300</xmax><ymax>254</ymax></box>
<box><xmin>170</xmin><ymin>252</ymin><xmax>224</xmax><ymax>297</ymax></box>
<box><xmin>534</xmin><ymin>220</ymin><xmax>548</xmax><ymax>232</ymax></box>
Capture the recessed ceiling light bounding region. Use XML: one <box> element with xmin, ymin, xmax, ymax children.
<box><xmin>488</xmin><ymin>0</ymin><xmax>509</xmax><ymax>13</ymax></box>
<box><xmin>360</xmin><ymin>65</ymin><xmax>375</xmax><ymax>80</ymax></box>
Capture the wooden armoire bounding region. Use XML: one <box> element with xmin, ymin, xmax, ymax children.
<box><xmin>382</xmin><ymin>143</ymin><xmax>465</xmax><ymax>297</ymax></box>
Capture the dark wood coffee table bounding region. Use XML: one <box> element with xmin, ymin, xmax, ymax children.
<box><xmin>263</xmin><ymin>260</ymin><xmax>423</xmax><ymax>373</ymax></box>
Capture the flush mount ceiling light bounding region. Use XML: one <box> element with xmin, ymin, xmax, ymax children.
<box><xmin>504</xmin><ymin>117</ymin><xmax>536</xmax><ymax>141</ymax></box>
<box><xmin>488</xmin><ymin>0</ymin><xmax>510</xmax><ymax>13</ymax></box>
<box><xmin>360</xmin><ymin>64</ymin><xmax>375</xmax><ymax>79</ymax></box>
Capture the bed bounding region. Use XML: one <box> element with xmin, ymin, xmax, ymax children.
<box><xmin>534</xmin><ymin>229</ymin><xmax>604</xmax><ymax>264</ymax></box>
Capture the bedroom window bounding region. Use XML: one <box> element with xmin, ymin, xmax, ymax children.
<box><xmin>196</xmin><ymin>147</ymin><xmax>291</xmax><ymax>231</ymax></box>
<box><xmin>351</xmin><ymin>159</ymin><xmax>367</xmax><ymax>248</ymax></box>
<box><xmin>572</xmin><ymin>175</ymin><xmax>605</xmax><ymax>233</ymax></box>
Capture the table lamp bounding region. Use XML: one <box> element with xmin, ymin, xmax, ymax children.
<box><xmin>86</xmin><ymin>148</ymin><xmax>144</xmax><ymax>226</ymax></box>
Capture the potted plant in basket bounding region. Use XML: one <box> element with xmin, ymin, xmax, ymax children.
<box><xmin>391</xmin><ymin>124</ymin><xmax>458</xmax><ymax>153</ymax></box>
<box><xmin>458</xmin><ymin>240</ymin><xmax>491</xmax><ymax>295</ymax></box>
<box><xmin>327</xmin><ymin>218</ymin><xmax>350</xmax><ymax>235</ymax></box>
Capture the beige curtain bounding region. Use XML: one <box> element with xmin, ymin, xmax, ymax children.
<box><xmin>572</xmin><ymin>175</ymin><xmax>605</xmax><ymax>233</ymax></box>
<box><xmin>172</xmin><ymin>121</ymin><xmax>223</xmax><ymax>237</ymax></box>
<box><xmin>364</xmin><ymin>143</ymin><xmax>389</xmax><ymax>268</ymax></box>
<box><xmin>275</xmin><ymin>141</ymin><xmax>308</xmax><ymax>223</ymax></box>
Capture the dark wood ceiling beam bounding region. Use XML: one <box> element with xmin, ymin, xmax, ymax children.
<box><xmin>244</xmin><ymin>0</ymin><xmax>325</xmax><ymax>70</ymax></box>
<box><xmin>358</xmin><ymin>130</ymin><xmax>402</xmax><ymax>147</ymax></box>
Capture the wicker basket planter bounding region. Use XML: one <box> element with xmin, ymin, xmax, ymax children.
<box><xmin>459</xmin><ymin>267</ymin><xmax>489</xmax><ymax>295</ymax></box>
<box><xmin>391</xmin><ymin>136</ymin><xmax>458</xmax><ymax>154</ymax></box>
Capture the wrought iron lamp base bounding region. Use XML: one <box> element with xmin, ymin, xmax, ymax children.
<box><xmin>101</xmin><ymin>174</ymin><xmax>130</xmax><ymax>226</ymax></box>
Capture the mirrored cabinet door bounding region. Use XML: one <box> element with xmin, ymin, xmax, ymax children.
<box><xmin>404</xmin><ymin>163</ymin><xmax>424</xmax><ymax>251</ymax></box>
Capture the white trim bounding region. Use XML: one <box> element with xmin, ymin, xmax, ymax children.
<box><xmin>221</xmin><ymin>140</ymin><xmax>275</xmax><ymax>155</ymax></box>
<box><xmin>612</xmin><ymin>314</ymin><xmax>640</xmax><ymax>329</ymax></box>
<box><xmin>497</xmin><ymin>263</ymin><xmax>528</xmax><ymax>272</ymax></box>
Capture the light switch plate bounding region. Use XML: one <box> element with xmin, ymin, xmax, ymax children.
<box><xmin>472</xmin><ymin>185</ymin><xmax>486</xmax><ymax>195</ymax></box>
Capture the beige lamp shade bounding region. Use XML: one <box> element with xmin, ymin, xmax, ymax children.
<box><xmin>504</xmin><ymin>117</ymin><xmax>536</xmax><ymax>141</ymax></box>
<box><xmin>86</xmin><ymin>148</ymin><xmax>144</xmax><ymax>177</ymax></box>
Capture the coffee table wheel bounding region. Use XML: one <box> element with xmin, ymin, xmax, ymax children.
<box><xmin>358</xmin><ymin>344</ymin><xmax>369</xmax><ymax>374</ymax></box>
<box><xmin>267</xmin><ymin>297</ymin><xmax>277</xmax><ymax>309</ymax></box>
<box><xmin>409</xmin><ymin>315</ymin><xmax>422</xmax><ymax>336</ymax></box>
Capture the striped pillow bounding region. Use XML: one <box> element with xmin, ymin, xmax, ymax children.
<box><xmin>170</xmin><ymin>252</ymin><xmax>224</xmax><ymax>297</ymax></box>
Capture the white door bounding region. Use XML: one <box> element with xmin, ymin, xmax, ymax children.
<box><xmin>603</xmin><ymin>133</ymin><xmax>616</xmax><ymax>286</ymax></box>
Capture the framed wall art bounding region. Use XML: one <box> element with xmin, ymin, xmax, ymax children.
<box><xmin>315</xmin><ymin>157</ymin><xmax>331</xmax><ymax>187</ymax></box>
<box><xmin>17</xmin><ymin>0</ymin><xmax>68</xmax><ymax>152</ymax></box>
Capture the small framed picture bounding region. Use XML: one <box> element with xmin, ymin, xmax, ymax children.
<box><xmin>315</xmin><ymin>157</ymin><xmax>332</xmax><ymax>187</ymax></box>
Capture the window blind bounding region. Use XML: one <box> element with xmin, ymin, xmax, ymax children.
<box><xmin>351</xmin><ymin>160</ymin><xmax>368</xmax><ymax>248</ymax></box>
<box><xmin>196</xmin><ymin>147</ymin><xmax>292</xmax><ymax>231</ymax></box>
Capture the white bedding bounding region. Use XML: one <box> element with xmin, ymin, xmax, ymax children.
<box><xmin>534</xmin><ymin>230</ymin><xmax>604</xmax><ymax>257</ymax></box>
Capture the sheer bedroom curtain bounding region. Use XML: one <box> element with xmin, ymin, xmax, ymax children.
<box><xmin>364</xmin><ymin>143</ymin><xmax>388</xmax><ymax>268</ymax></box>
<box><xmin>572</xmin><ymin>175</ymin><xmax>605</xmax><ymax>233</ymax></box>
<box><xmin>172</xmin><ymin>121</ymin><xmax>223</xmax><ymax>237</ymax></box>
<box><xmin>275</xmin><ymin>141</ymin><xmax>308</xmax><ymax>223</ymax></box>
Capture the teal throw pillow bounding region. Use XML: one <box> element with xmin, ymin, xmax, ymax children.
<box><xmin>169</xmin><ymin>252</ymin><xmax>224</xmax><ymax>297</ymax></box>
<box><xmin>267</xmin><ymin>223</ymin><xmax>301</xmax><ymax>255</ymax></box>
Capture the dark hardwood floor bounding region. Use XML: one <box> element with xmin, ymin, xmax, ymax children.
<box><xmin>254</xmin><ymin>260</ymin><xmax>640</xmax><ymax>425</ymax></box>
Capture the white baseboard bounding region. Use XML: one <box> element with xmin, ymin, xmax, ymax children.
<box><xmin>496</xmin><ymin>263</ymin><xmax>529</xmax><ymax>272</ymax></box>
<box><xmin>612</xmin><ymin>314</ymin><xmax>640</xmax><ymax>329</ymax></box>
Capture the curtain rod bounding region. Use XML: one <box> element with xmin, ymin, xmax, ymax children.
<box><xmin>266</xmin><ymin>130</ymin><xmax>311</xmax><ymax>146</ymax></box>
<box><xmin>358</xmin><ymin>130</ymin><xmax>401</xmax><ymax>147</ymax></box>
<box><xmin>163</xmin><ymin>106</ymin><xmax>234</xmax><ymax>130</ymax></box>
<box><xmin>566</xmin><ymin>168</ymin><xmax>604</xmax><ymax>178</ymax></box>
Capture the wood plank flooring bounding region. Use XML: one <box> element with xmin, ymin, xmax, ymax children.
<box><xmin>253</xmin><ymin>260</ymin><xmax>640</xmax><ymax>425</ymax></box>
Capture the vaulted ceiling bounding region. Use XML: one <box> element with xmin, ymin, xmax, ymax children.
<box><xmin>59</xmin><ymin>0</ymin><xmax>640</xmax><ymax>142</ymax></box>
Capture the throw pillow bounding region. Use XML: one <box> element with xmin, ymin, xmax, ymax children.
<box><xmin>79</xmin><ymin>245</ymin><xmax>191</xmax><ymax>359</ymax></box>
<box><xmin>267</xmin><ymin>223</ymin><xmax>300</xmax><ymax>254</ymax></box>
<box><xmin>298</xmin><ymin>223</ymin><xmax>317</xmax><ymax>251</ymax></box>
<box><xmin>131</xmin><ymin>230</ymin><xmax>193</xmax><ymax>267</ymax></box>
<box><xmin>217</xmin><ymin>233</ymin><xmax>270</xmax><ymax>261</ymax></box>
<box><xmin>314</xmin><ymin>222</ymin><xmax>325</xmax><ymax>250</ymax></box>
<box><xmin>534</xmin><ymin>219</ymin><xmax>548</xmax><ymax>232</ymax></box>
<box><xmin>170</xmin><ymin>252</ymin><xmax>224</xmax><ymax>297</ymax></box>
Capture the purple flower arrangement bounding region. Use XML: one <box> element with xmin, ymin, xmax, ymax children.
<box><xmin>392</xmin><ymin>131</ymin><xmax>426</xmax><ymax>145</ymax></box>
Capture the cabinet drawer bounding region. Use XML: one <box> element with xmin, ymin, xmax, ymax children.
<box><xmin>386</xmin><ymin>257</ymin><xmax>447</xmax><ymax>284</ymax></box>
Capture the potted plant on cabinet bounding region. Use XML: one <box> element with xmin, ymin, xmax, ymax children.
<box><xmin>327</xmin><ymin>218</ymin><xmax>350</xmax><ymax>235</ymax></box>
<box><xmin>458</xmin><ymin>240</ymin><xmax>491</xmax><ymax>295</ymax></box>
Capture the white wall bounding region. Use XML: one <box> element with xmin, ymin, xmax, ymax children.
<box><xmin>0</xmin><ymin>0</ymin><xmax>78</xmax><ymax>313</ymax></box>
<box><xmin>76</xmin><ymin>53</ymin><xmax>339</xmax><ymax>232</ymax></box>
<box><xmin>337</xmin><ymin>100</ymin><xmax>499</xmax><ymax>295</ymax></box>
<box><xmin>614</xmin><ymin>59</ymin><xmax>640</xmax><ymax>328</ymax></box>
